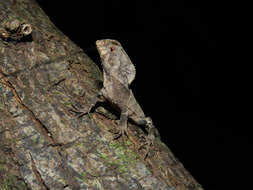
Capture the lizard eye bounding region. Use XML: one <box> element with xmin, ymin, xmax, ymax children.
<box><xmin>110</xmin><ymin>47</ymin><xmax>115</xmax><ymax>52</ymax></box>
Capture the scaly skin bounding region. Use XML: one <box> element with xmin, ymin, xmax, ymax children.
<box><xmin>96</xmin><ymin>39</ymin><xmax>154</xmax><ymax>138</ymax></box>
<box><xmin>71</xmin><ymin>39</ymin><xmax>158</xmax><ymax>157</ymax></box>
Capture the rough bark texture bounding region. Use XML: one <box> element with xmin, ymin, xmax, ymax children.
<box><xmin>0</xmin><ymin>1</ymin><xmax>204</xmax><ymax>190</ymax></box>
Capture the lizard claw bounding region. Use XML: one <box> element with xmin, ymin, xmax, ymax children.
<box><xmin>138</xmin><ymin>135</ymin><xmax>154</xmax><ymax>159</ymax></box>
<box><xmin>113</xmin><ymin>123</ymin><xmax>129</xmax><ymax>140</ymax></box>
<box><xmin>69</xmin><ymin>104</ymin><xmax>91</xmax><ymax>118</ymax></box>
<box><xmin>69</xmin><ymin>92</ymin><xmax>102</xmax><ymax>119</ymax></box>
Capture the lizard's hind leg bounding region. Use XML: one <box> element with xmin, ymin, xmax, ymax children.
<box><xmin>138</xmin><ymin>117</ymin><xmax>158</xmax><ymax>159</ymax></box>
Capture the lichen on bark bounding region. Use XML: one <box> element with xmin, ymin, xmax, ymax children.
<box><xmin>0</xmin><ymin>0</ymin><xmax>203</xmax><ymax>190</ymax></box>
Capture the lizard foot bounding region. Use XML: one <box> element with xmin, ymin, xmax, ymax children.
<box><xmin>69</xmin><ymin>104</ymin><xmax>91</xmax><ymax>118</ymax></box>
<box><xmin>139</xmin><ymin>139</ymin><xmax>153</xmax><ymax>160</ymax></box>
<box><xmin>138</xmin><ymin>133</ymin><xmax>156</xmax><ymax>159</ymax></box>
<box><xmin>69</xmin><ymin>92</ymin><xmax>102</xmax><ymax>119</ymax></box>
<box><xmin>113</xmin><ymin>124</ymin><xmax>129</xmax><ymax>140</ymax></box>
<box><xmin>113</xmin><ymin>110</ymin><xmax>129</xmax><ymax>140</ymax></box>
<box><xmin>138</xmin><ymin>118</ymin><xmax>159</xmax><ymax>159</ymax></box>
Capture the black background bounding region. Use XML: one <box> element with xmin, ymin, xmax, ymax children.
<box><xmin>35</xmin><ymin>1</ymin><xmax>247</xmax><ymax>189</ymax></box>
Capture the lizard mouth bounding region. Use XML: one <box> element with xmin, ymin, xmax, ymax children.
<box><xmin>96</xmin><ymin>40</ymin><xmax>106</xmax><ymax>57</ymax></box>
<box><xmin>95</xmin><ymin>40</ymin><xmax>103</xmax><ymax>47</ymax></box>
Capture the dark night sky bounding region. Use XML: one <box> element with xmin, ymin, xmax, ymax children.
<box><xmin>35</xmin><ymin>1</ymin><xmax>247</xmax><ymax>189</ymax></box>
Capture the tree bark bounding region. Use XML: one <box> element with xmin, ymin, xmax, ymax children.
<box><xmin>0</xmin><ymin>1</ymin><xmax>204</xmax><ymax>189</ymax></box>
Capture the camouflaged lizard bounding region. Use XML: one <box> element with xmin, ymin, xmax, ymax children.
<box><xmin>73</xmin><ymin>39</ymin><xmax>159</xmax><ymax>154</ymax></box>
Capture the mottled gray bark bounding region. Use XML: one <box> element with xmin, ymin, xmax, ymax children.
<box><xmin>0</xmin><ymin>0</ymin><xmax>203</xmax><ymax>189</ymax></box>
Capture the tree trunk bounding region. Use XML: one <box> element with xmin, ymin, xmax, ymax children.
<box><xmin>0</xmin><ymin>1</ymin><xmax>203</xmax><ymax>189</ymax></box>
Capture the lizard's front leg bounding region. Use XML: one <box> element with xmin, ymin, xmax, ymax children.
<box><xmin>69</xmin><ymin>90</ymin><xmax>104</xmax><ymax>118</ymax></box>
<box><xmin>114</xmin><ymin>107</ymin><xmax>129</xmax><ymax>139</ymax></box>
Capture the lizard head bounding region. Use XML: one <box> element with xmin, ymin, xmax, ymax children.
<box><xmin>96</xmin><ymin>39</ymin><xmax>136</xmax><ymax>85</ymax></box>
<box><xmin>96</xmin><ymin>39</ymin><xmax>122</xmax><ymax>65</ymax></box>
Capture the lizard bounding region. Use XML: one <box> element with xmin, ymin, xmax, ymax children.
<box><xmin>72</xmin><ymin>39</ymin><xmax>159</xmax><ymax>155</ymax></box>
